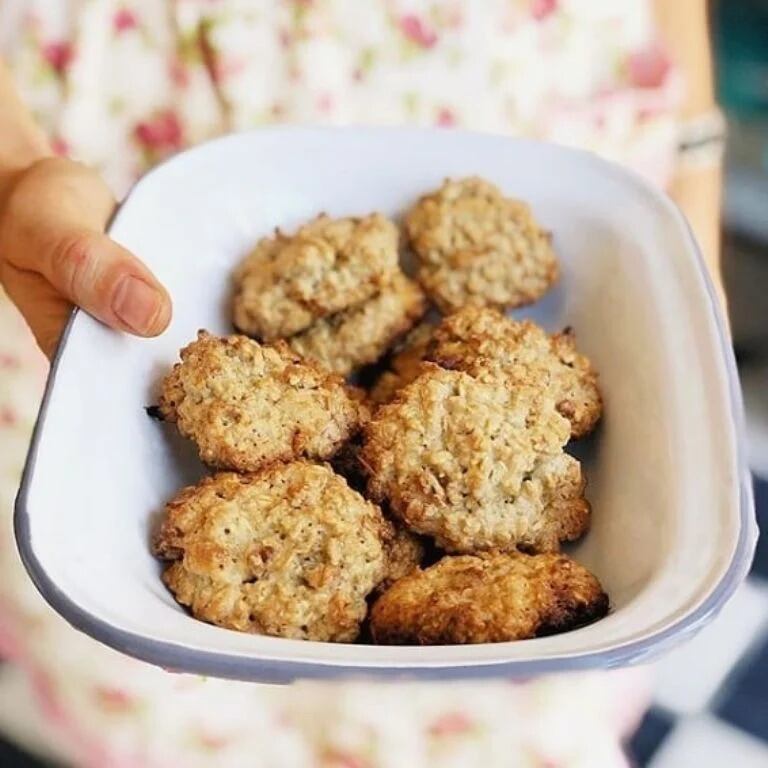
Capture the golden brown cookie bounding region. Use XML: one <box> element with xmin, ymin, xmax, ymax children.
<box><xmin>233</xmin><ymin>213</ymin><xmax>400</xmax><ymax>340</ymax></box>
<box><xmin>428</xmin><ymin>307</ymin><xmax>601</xmax><ymax>438</ymax></box>
<box><xmin>155</xmin><ymin>463</ymin><xmax>388</xmax><ymax>642</ymax></box>
<box><xmin>369</xmin><ymin>323</ymin><xmax>435</xmax><ymax>404</ymax></box>
<box><xmin>404</xmin><ymin>177</ymin><xmax>557</xmax><ymax>312</ymax></box>
<box><xmin>370</xmin><ymin>551</ymin><xmax>608</xmax><ymax>645</ymax></box>
<box><xmin>377</xmin><ymin>521</ymin><xmax>425</xmax><ymax>594</ymax></box>
<box><xmin>361</xmin><ymin>365</ymin><xmax>589</xmax><ymax>553</ymax></box>
<box><xmin>158</xmin><ymin>332</ymin><xmax>368</xmax><ymax>472</ymax></box>
<box><xmin>288</xmin><ymin>272</ymin><xmax>427</xmax><ymax>375</ymax></box>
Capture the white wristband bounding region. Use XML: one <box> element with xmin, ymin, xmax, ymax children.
<box><xmin>677</xmin><ymin>108</ymin><xmax>727</xmax><ymax>169</ymax></box>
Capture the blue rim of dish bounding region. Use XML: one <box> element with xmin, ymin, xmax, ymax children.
<box><xmin>13</xmin><ymin>129</ymin><xmax>758</xmax><ymax>682</ymax></box>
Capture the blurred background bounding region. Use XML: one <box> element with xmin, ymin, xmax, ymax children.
<box><xmin>626</xmin><ymin>1</ymin><xmax>768</xmax><ymax>766</ymax></box>
<box><xmin>0</xmin><ymin>1</ymin><xmax>766</xmax><ymax>766</ymax></box>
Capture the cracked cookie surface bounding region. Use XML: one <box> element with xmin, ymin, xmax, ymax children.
<box><xmin>370</xmin><ymin>551</ymin><xmax>608</xmax><ymax>645</ymax></box>
<box><xmin>405</xmin><ymin>177</ymin><xmax>557</xmax><ymax>312</ymax></box>
<box><xmin>233</xmin><ymin>213</ymin><xmax>400</xmax><ymax>340</ymax></box>
<box><xmin>159</xmin><ymin>332</ymin><xmax>368</xmax><ymax>472</ymax></box>
<box><xmin>155</xmin><ymin>463</ymin><xmax>388</xmax><ymax>642</ymax></box>
<box><xmin>361</xmin><ymin>365</ymin><xmax>589</xmax><ymax>553</ymax></box>
<box><xmin>428</xmin><ymin>307</ymin><xmax>601</xmax><ymax>438</ymax></box>
<box><xmin>288</xmin><ymin>272</ymin><xmax>426</xmax><ymax>375</ymax></box>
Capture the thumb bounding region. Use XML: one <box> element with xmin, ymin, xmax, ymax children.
<box><xmin>0</xmin><ymin>263</ymin><xmax>73</xmax><ymax>358</ymax></box>
<box><xmin>40</xmin><ymin>229</ymin><xmax>171</xmax><ymax>336</ymax></box>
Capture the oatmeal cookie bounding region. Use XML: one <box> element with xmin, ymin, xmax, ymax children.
<box><xmin>233</xmin><ymin>213</ymin><xmax>400</xmax><ymax>340</ymax></box>
<box><xmin>155</xmin><ymin>463</ymin><xmax>388</xmax><ymax>642</ymax></box>
<box><xmin>369</xmin><ymin>323</ymin><xmax>434</xmax><ymax>404</ymax></box>
<box><xmin>288</xmin><ymin>272</ymin><xmax>427</xmax><ymax>375</ymax></box>
<box><xmin>158</xmin><ymin>332</ymin><xmax>367</xmax><ymax>472</ymax></box>
<box><xmin>404</xmin><ymin>177</ymin><xmax>557</xmax><ymax>312</ymax></box>
<box><xmin>370</xmin><ymin>551</ymin><xmax>608</xmax><ymax>645</ymax></box>
<box><xmin>377</xmin><ymin>520</ymin><xmax>425</xmax><ymax>594</ymax></box>
<box><xmin>428</xmin><ymin>307</ymin><xmax>601</xmax><ymax>437</ymax></box>
<box><xmin>361</xmin><ymin>365</ymin><xmax>589</xmax><ymax>553</ymax></box>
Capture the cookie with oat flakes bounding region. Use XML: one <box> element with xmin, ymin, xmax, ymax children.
<box><xmin>428</xmin><ymin>307</ymin><xmax>601</xmax><ymax>438</ymax></box>
<box><xmin>376</xmin><ymin>519</ymin><xmax>426</xmax><ymax>595</ymax></box>
<box><xmin>370</xmin><ymin>551</ymin><xmax>608</xmax><ymax>645</ymax></box>
<box><xmin>233</xmin><ymin>213</ymin><xmax>400</xmax><ymax>340</ymax></box>
<box><xmin>361</xmin><ymin>365</ymin><xmax>590</xmax><ymax>554</ymax></box>
<box><xmin>404</xmin><ymin>177</ymin><xmax>557</xmax><ymax>312</ymax></box>
<box><xmin>155</xmin><ymin>462</ymin><xmax>388</xmax><ymax>642</ymax></box>
<box><xmin>288</xmin><ymin>272</ymin><xmax>427</xmax><ymax>375</ymax></box>
<box><xmin>158</xmin><ymin>332</ymin><xmax>368</xmax><ymax>472</ymax></box>
<box><xmin>369</xmin><ymin>322</ymin><xmax>435</xmax><ymax>404</ymax></box>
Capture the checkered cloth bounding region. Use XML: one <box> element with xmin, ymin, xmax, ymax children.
<box><xmin>628</xmin><ymin>475</ymin><xmax>768</xmax><ymax>767</ymax></box>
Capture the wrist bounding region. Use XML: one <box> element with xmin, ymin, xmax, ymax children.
<box><xmin>676</xmin><ymin>107</ymin><xmax>727</xmax><ymax>171</ymax></box>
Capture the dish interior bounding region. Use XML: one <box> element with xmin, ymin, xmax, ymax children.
<box><xmin>19</xmin><ymin>129</ymin><xmax>744</xmax><ymax>674</ymax></box>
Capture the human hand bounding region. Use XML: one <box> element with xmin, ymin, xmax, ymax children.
<box><xmin>0</xmin><ymin>157</ymin><xmax>171</xmax><ymax>358</ymax></box>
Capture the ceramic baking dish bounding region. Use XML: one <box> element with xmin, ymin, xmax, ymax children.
<box><xmin>15</xmin><ymin>127</ymin><xmax>757</xmax><ymax>682</ymax></box>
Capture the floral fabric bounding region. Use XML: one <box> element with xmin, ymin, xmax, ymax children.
<box><xmin>0</xmin><ymin>1</ymin><xmax>674</xmax><ymax>765</ymax></box>
<box><xmin>1</xmin><ymin>0</ymin><xmax>680</xmax><ymax>196</ymax></box>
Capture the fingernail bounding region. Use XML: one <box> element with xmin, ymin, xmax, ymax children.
<box><xmin>112</xmin><ymin>276</ymin><xmax>163</xmax><ymax>335</ymax></box>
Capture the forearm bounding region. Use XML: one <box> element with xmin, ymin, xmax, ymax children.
<box><xmin>655</xmin><ymin>0</ymin><xmax>716</xmax><ymax>118</ymax></box>
<box><xmin>654</xmin><ymin>0</ymin><xmax>723</xmax><ymax>285</ymax></box>
<box><xmin>0</xmin><ymin>59</ymin><xmax>52</xmax><ymax>191</ymax></box>
<box><xmin>669</xmin><ymin>163</ymin><xmax>722</xmax><ymax>285</ymax></box>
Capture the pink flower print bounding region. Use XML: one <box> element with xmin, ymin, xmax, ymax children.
<box><xmin>0</xmin><ymin>407</ymin><xmax>17</xmax><ymax>428</ymax></box>
<box><xmin>0</xmin><ymin>615</ymin><xmax>21</xmax><ymax>658</ymax></box>
<box><xmin>42</xmin><ymin>41</ymin><xmax>73</xmax><ymax>76</ymax></box>
<box><xmin>323</xmin><ymin>749</ymin><xmax>368</xmax><ymax>768</ymax></box>
<box><xmin>211</xmin><ymin>54</ymin><xmax>247</xmax><ymax>84</ymax></box>
<box><xmin>436</xmin><ymin>107</ymin><xmax>456</xmax><ymax>127</ymax></box>
<box><xmin>276</xmin><ymin>709</ymin><xmax>295</xmax><ymax>727</ymax></box>
<box><xmin>0</xmin><ymin>353</ymin><xmax>20</xmax><ymax>369</ymax></box>
<box><xmin>94</xmin><ymin>685</ymin><xmax>138</xmax><ymax>713</ymax></box>
<box><xmin>196</xmin><ymin>730</ymin><xmax>230</xmax><ymax>751</ymax></box>
<box><xmin>400</xmin><ymin>15</ymin><xmax>438</xmax><ymax>49</ymax></box>
<box><xmin>434</xmin><ymin>3</ymin><xmax>464</xmax><ymax>30</ymax></box>
<box><xmin>30</xmin><ymin>668</ymin><xmax>66</xmax><ymax>724</ymax></box>
<box><xmin>288</xmin><ymin>62</ymin><xmax>302</xmax><ymax>83</ymax></box>
<box><xmin>133</xmin><ymin>110</ymin><xmax>183</xmax><ymax>154</ymax></box>
<box><xmin>169</xmin><ymin>58</ymin><xmax>190</xmax><ymax>88</ymax></box>
<box><xmin>51</xmin><ymin>136</ymin><xmax>69</xmax><ymax>157</ymax></box>
<box><xmin>638</xmin><ymin>106</ymin><xmax>663</xmax><ymax>123</ymax></box>
<box><xmin>113</xmin><ymin>8</ymin><xmax>139</xmax><ymax>34</ymax></box>
<box><xmin>317</xmin><ymin>93</ymin><xmax>334</xmax><ymax>115</ymax></box>
<box><xmin>428</xmin><ymin>711</ymin><xmax>475</xmax><ymax>737</ymax></box>
<box><xmin>531</xmin><ymin>0</ymin><xmax>558</xmax><ymax>21</ymax></box>
<box><xmin>628</xmin><ymin>42</ymin><xmax>672</xmax><ymax>89</ymax></box>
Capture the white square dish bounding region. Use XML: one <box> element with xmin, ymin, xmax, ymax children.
<box><xmin>15</xmin><ymin>127</ymin><xmax>756</xmax><ymax>682</ymax></box>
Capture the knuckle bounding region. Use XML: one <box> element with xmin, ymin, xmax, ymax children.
<box><xmin>50</xmin><ymin>231</ymin><xmax>97</xmax><ymax>298</ymax></box>
<box><xmin>1</xmin><ymin>159</ymin><xmax>55</xmax><ymax>216</ymax></box>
